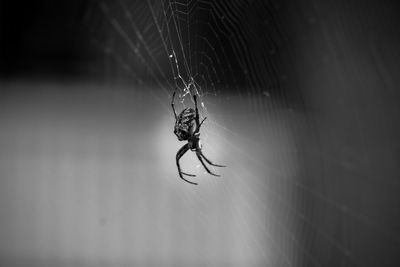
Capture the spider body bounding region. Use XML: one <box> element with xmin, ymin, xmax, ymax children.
<box><xmin>171</xmin><ymin>90</ymin><xmax>225</xmax><ymax>185</ymax></box>
<box><xmin>174</xmin><ymin>108</ymin><xmax>196</xmax><ymax>141</ymax></box>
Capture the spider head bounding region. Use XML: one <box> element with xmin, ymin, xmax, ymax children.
<box><xmin>174</xmin><ymin>124</ymin><xmax>189</xmax><ymax>141</ymax></box>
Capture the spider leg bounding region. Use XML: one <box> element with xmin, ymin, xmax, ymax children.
<box><xmin>195</xmin><ymin>117</ymin><xmax>206</xmax><ymax>134</ymax></box>
<box><xmin>193</xmin><ymin>94</ymin><xmax>200</xmax><ymax>126</ymax></box>
<box><xmin>176</xmin><ymin>143</ymin><xmax>197</xmax><ymax>185</ymax></box>
<box><xmin>181</xmin><ymin>171</ymin><xmax>196</xmax><ymax>177</ymax></box>
<box><xmin>198</xmin><ymin>150</ymin><xmax>226</xmax><ymax>167</ymax></box>
<box><xmin>180</xmin><ymin>175</ymin><xmax>197</xmax><ymax>185</ymax></box>
<box><xmin>171</xmin><ymin>90</ymin><xmax>178</xmax><ymax>120</ymax></box>
<box><xmin>193</xmin><ymin>94</ymin><xmax>206</xmax><ymax>133</ymax></box>
<box><xmin>196</xmin><ymin>152</ymin><xmax>220</xmax><ymax>177</ymax></box>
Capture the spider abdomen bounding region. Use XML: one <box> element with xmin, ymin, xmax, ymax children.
<box><xmin>174</xmin><ymin>108</ymin><xmax>197</xmax><ymax>141</ymax></box>
<box><xmin>178</xmin><ymin>108</ymin><xmax>196</xmax><ymax>123</ymax></box>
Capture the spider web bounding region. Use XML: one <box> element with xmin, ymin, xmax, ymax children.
<box><xmin>79</xmin><ymin>0</ymin><xmax>400</xmax><ymax>266</ymax></box>
<box><xmin>87</xmin><ymin>1</ymin><xmax>297</xmax><ymax>265</ymax></box>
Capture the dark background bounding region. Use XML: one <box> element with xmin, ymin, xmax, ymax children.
<box><xmin>0</xmin><ymin>0</ymin><xmax>91</xmax><ymax>78</ymax></box>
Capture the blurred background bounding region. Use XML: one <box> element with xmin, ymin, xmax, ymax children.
<box><xmin>1</xmin><ymin>0</ymin><xmax>400</xmax><ymax>266</ymax></box>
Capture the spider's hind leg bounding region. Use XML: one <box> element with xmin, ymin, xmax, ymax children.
<box><xmin>176</xmin><ymin>143</ymin><xmax>197</xmax><ymax>185</ymax></box>
<box><xmin>196</xmin><ymin>152</ymin><xmax>220</xmax><ymax>177</ymax></box>
<box><xmin>198</xmin><ymin>150</ymin><xmax>226</xmax><ymax>167</ymax></box>
<box><xmin>179</xmin><ymin>172</ymin><xmax>198</xmax><ymax>185</ymax></box>
<box><xmin>180</xmin><ymin>171</ymin><xmax>195</xmax><ymax>177</ymax></box>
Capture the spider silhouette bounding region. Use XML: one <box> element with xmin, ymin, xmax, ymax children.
<box><xmin>171</xmin><ymin>90</ymin><xmax>225</xmax><ymax>185</ymax></box>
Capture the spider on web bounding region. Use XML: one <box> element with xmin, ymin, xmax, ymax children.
<box><xmin>171</xmin><ymin>89</ymin><xmax>225</xmax><ymax>185</ymax></box>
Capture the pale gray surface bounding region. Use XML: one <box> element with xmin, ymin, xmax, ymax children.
<box><xmin>0</xmin><ymin>82</ymin><xmax>297</xmax><ymax>266</ymax></box>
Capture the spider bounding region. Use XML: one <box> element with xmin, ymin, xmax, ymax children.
<box><xmin>171</xmin><ymin>90</ymin><xmax>225</xmax><ymax>185</ymax></box>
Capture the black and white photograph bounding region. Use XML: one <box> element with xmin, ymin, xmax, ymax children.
<box><xmin>0</xmin><ymin>0</ymin><xmax>399</xmax><ymax>266</ymax></box>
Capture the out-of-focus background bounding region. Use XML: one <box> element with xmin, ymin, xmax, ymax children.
<box><xmin>1</xmin><ymin>0</ymin><xmax>400</xmax><ymax>266</ymax></box>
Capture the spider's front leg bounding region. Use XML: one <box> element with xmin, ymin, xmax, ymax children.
<box><xmin>171</xmin><ymin>90</ymin><xmax>178</xmax><ymax>120</ymax></box>
<box><xmin>193</xmin><ymin>94</ymin><xmax>200</xmax><ymax>125</ymax></box>
<box><xmin>176</xmin><ymin>143</ymin><xmax>197</xmax><ymax>185</ymax></box>
<box><xmin>193</xmin><ymin>94</ymin><xmax>206</xmax><ymax>133</ymax></box>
